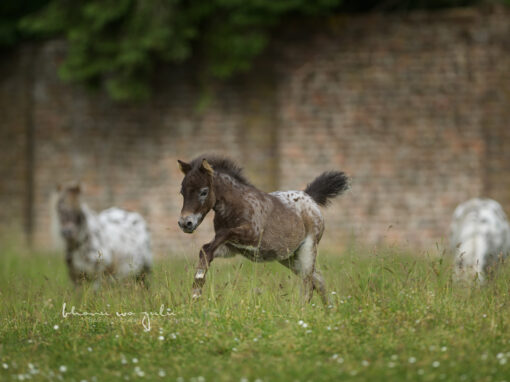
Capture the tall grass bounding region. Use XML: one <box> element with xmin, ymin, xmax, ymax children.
<box><xmin>1</xmin><ymin>243</ymin><xmax>510</xmax><ymax>381</ymax></box>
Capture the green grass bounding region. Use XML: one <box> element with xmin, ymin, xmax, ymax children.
<box><xmin>2</xmin><ymin>243</ymin><xmax>510</xmax><ymax>381</ymax></box>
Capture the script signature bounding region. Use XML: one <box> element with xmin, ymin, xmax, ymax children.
<box><xmin>61</xmin><ymin>302</ymin><xmax>175</xmax><ymax>331</ymax></box>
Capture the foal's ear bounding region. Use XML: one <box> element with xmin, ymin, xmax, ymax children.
<box><xmin>200</xmin><ymin>159</ymin><xmax>214</xmax><ymax>176</ymax></box>
<box><xmin>178</xmin><ymin>160</ymin><xmax>192</xmax><ymax>175</ymax></box>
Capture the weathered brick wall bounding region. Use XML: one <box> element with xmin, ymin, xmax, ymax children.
<box><xmin>275</xmin><ymin>7</ymin><xmax>510</xmax><ymax>248</ymax></box>
<box><xmin>0</xmin><ymin>47</ymin><xmax>32</xmax><ymax>240</ymax></box>
<box><xmin>1</xmin><ymin>6</ymin><xmax>510</xmax><ymax>254</ymax></box>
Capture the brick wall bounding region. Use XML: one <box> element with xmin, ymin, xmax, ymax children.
<box><xmin>1</xmin><ymin>6</ymin><xmax>510</xmax><ymax>254</ymax></box>
<box><xmin>275</xmin><ymin>7</ymin><xmax>510</xmax><ymax>248</ymax></box>
<box><xmin>0</xmin><ymin>47</ymin><xmax>33</xmax><ymax>241</ymax></box>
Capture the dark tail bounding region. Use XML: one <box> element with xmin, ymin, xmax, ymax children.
<box><xmin>304</xmin><ymin>171</ymin><xmax>349</xmax><ymax>207</ymax></box>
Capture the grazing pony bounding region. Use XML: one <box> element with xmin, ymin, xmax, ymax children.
<box><xmin>56</xmin><ymin>183</ymin><xmax>153</xmax><ymax>286</ymax></box>
<box><xmin>177</xmin><ymin>155</ymin><xmax>349</xmax><ymax>303</ymax></box>
<box><xmin>450</xmin><ymin>198</ymin><xmax>510</xmax><ymax>283</ymax></box>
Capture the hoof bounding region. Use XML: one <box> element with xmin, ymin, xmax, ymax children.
<box><xmin>192</xmin><ymin>289</ymin><xmax>202</xmax><ymax>299</ymax></box>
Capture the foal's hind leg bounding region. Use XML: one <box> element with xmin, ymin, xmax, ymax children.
<box><xmin>279</xmin><ymin>256</ymin><xmax>313</xmax><ymax>303</ymax></box>
<box><xmin>311</xmin><ymin>269</ymin><xmax>329</xmax><ymax>306</ymax></box>
<box><xmin>281</xmin><ymin>235</ymin><xmax>328</xmax><ymax>305</ymax></box>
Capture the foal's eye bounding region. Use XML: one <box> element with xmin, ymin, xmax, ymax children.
<box><xmin>199</xmin><ymin>188</ymin><xmax>209</xmax><ymax>197</ymax></box>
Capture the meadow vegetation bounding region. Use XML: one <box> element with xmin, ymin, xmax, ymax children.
<box><xmin>2</xmin><ymin>241</ymin><xmax>510</xmax><ymax>381</ymax></box>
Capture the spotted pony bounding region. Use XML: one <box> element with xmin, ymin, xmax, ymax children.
<box><xmin>450</xmin><ymin>198</ymin><xmax>510</xmax><ymax>284</ymax></box>
<box><xmin>177</xmin><ymin>155</ymin><xmax>349</xmax><ymax>303</ymax></box>
<box><xmin>56</xmin><ymin>183</ymin><xmax>153</xmax><ymax>286</ymax></box>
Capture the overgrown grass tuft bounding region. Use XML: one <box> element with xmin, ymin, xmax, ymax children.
<box><xmin>1</xmin><ymin>243</ymin><xmax>510</xmax><ymax>381</ymax></box>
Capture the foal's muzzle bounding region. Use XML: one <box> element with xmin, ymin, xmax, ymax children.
<box><xmin>178</xmin><ymin>214</ymin><xmax>201</xmax><ymax>233</ymax></box>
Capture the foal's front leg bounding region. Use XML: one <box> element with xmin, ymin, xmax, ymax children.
<box><xmin>191</xmin><ymin>230</ymin><xmax>232</xmax><ymax>299</ymax></box>
<box><xmin>191</xmin><ymin>243</ymin><xmax>214</xmax><ymax>298</ymax></box>
<box><xmin>191</xmin><ymin>226</ymin><xmax>250</xmax><ymax>299</ymax></box>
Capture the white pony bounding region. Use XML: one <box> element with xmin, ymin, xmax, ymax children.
<box><xmin>450</xmin><ymin>198</ymin><xmax>510</xmax><ymax>283</ymax></box>
<box><xmin>56</xmin><ymin>183</ymin><xmax>153</xmax><ymax>286</ymax></box>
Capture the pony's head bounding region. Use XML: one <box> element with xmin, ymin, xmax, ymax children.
<box><xmin>56</xmin><ymin>182</ymin><xmax>86</xmax><ymax>242</ymax></box>
<box><xmin>177</xmin><ymin>158</ymin><xmax>215</xmax><ymax>233</ymax></box>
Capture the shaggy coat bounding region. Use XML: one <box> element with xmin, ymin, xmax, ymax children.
<box><xmin>450</xmin><ymin>198</ymin><xmax>510</xmax><ymax>283</ymax></box>
<box><xmin>56</xmin><ymin>184</ymin><xmax>152</xmax><ymax>285</ymax></box>
<box><xmin>177</xmin><ymin>155</ymin><xmax>349</xmax><ymax>303</ymax></box>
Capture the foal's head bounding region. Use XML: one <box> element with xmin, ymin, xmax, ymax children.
<box><xmin>177</xmin><ymin>158</ymin><xmax>215</xmax><ymax>233</ymax></box>
<box><xmin>56</xmin><ymin>182</ymin><xmax>86</xmax><ymax>242</ymax></box>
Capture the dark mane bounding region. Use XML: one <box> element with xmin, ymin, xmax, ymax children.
<box><xmin>190</xmin><ymin>155</ymin><xmax>252</xmax><ymax>186</ymax></box>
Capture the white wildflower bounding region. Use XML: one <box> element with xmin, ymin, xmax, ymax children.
<box><xmin>408</xmin><ymin>357</ymin><xmax>416</xmax><ymax>364</ymax></box>
<box><xmin>132</xmin><ymin>358</ymin><xmax>138</xmax><ymax>364</ymax></box>
<box><xmin>59</xmin><ymin>366</ymin><xmax>67</xmax><ymax>373</ymax></box>
<box><xmin>361</xmin><ymin>360</ymin><xmax>370</xmax><ymax>367</ymax></box>
<box><xmin>2</xmin><ymin>363</ymin><xmax>8</xmax><ymax>369</ymax></box>
<box><xmin>158</xmin><ymin>336</ymin><xmax>164</xmax><ymax>341</ymax></box>
<box><xmin>158</xmin><ymin>370</ymin><xmax>166</xmax><ymax>377</ymax></box>
<box><xmin>134</xmin><ymin>366</ymin><xmax>145</xmax><ymax>377</ymax></box>
<box><xmin>432</xmin><ymin>361</ymin><xmax>440</xmax><ymax>368</ymax></box>
<box><xmin>53</xmin><ymin>325</ymin><xmax>59</xmax><ymax>330</ymax></box>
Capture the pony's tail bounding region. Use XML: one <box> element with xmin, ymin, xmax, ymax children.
<box><xmin>304</xmin><ymin>171</ymin><xmax>350</xmax><ymax>207</ymax></box>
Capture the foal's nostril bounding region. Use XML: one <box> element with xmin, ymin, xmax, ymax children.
<box><xmin>185</xmin><ymin>220</ymin><xmax>193</xmax><ymax>228</ymax></box>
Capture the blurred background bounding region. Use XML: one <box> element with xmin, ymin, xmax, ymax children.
<box><xmin>1</xmin><ymin>0</ymin><xmax>510</xmax><ymax>255</ymax></box>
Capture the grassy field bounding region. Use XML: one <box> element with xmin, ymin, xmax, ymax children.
<box><xmin>2</xmin><ymin>242</ymin><xmax>510</xmax><ymax>382</ymax></box>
